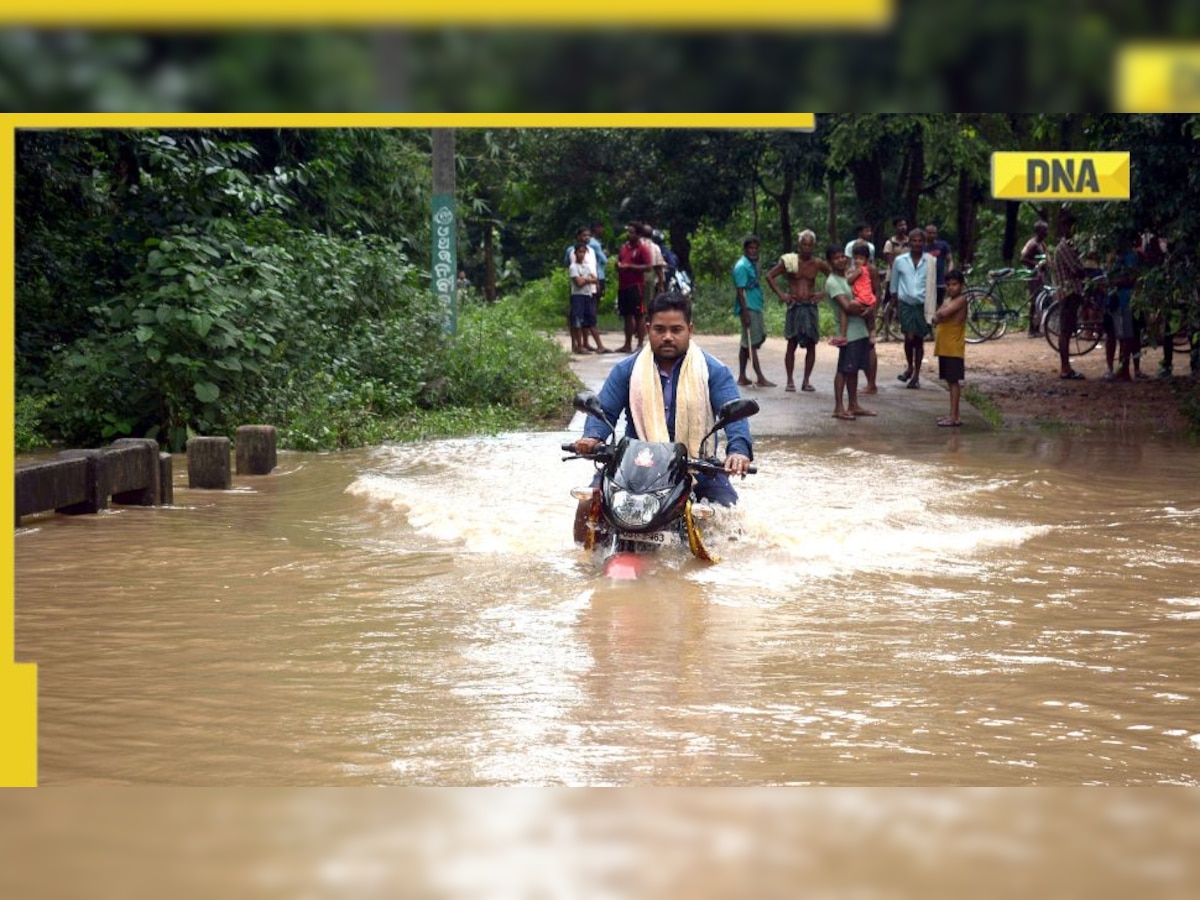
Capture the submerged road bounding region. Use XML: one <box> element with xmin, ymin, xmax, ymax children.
<box><xmin>561</xmin><ymin>332</ymin><xmax>986</xmax><ymax>437</ymax></box>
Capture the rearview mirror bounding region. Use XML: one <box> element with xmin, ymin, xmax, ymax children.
<box><xmin>573</xmin><ymin>391</ymin><xmax>615</xmax><ymax>434</ymax></box>
<box><xmin>573</xmin><ymin>390</ymin><xmax>605</xmax><ymax>419</ymax></box>
<box><xmin>697</xmin><ymin>397</ymin><xmax>759</xmax><ymax>458</ymax></box>
<box><xmin>714</xmin><ymin>398</ymin><xmax>759</xmax><ymax>429</ymax></box>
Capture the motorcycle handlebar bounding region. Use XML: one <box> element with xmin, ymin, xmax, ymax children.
<box><xmin>691</xmin><ymin>460</ymin><xmax>757</xmax><ymax>477</ymax></box>
<box><xmin>561</xmin><ymin>442</ymin><xmax>755</xmax><ymax>475</ymax></box>
<box><xmin>561</xmin><ymin>442</ymin><xmax>614</xmax><ymax>461</ymax></box>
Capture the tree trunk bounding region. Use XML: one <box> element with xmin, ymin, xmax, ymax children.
<box><xmin>483</xmin><ymin>224</ymin><xmax>497</xmax><ymax>302</ymax></box>
<box><xmin>956</xmin><ymin>168</ymin><xmax>977</xmax><ymax>264</ymax></box>
<box><xmin>1002</xmin><ymin>200</ymin><xmax>1020</xmax><ymax>263</ymax></box>
<box><xmin>750</xmin><ymin>175</ymin><xmax>759</xmax><ymax>236</ymax></box>
<box><xmin>673</xmin><ymin>216</ymin><xmax>696</xmax><ymax>275</ymax></box>
<box><xmin>776</xmin><ymin>169</ymin><xmax>795</xmax><ymax>254</ymax></box>
<box><xmin>827</xmin><ymin>175</ymin><xmax>838</xmax><ymax>246</ymax></box>
<box><xmin>847</xmin><ymin>155</ymin><xmax>886</xmax><ymax>247</ymax></box>
<box><xmin>904</xmin><ymin>135</ymin><xmax>924</xmax><ymax>227</ymax></box>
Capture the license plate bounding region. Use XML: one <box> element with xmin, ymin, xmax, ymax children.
<box><xmin>622</xmin><ymin>531</ymin><xmax>668</xmax><ymax>545</ymax></box>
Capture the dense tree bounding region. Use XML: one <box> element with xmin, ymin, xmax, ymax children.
<box><xmin>516</xmin><ymin>128</ymin><xmax>759</xmax><ymax>275</ymax></box>
<box><xmin>17</xmin><ymin>118</ymin><xmax>1200</xmax><ymax>452</ymax></box>
<box><xmin>16</xmin><ymin>129</ymin><xmax>441</xmax><ymax>450</ymax></box>
<box><xmin>750</xmin><ymin>129</ymin><xmax>828</xmax><ymax>255</ymax></box>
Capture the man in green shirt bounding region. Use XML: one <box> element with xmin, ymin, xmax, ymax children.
<box><xmin>732</xmin><ymin>235</ymin><xmax>775</xmax><ymax>387</ymax></box>
<box><xmin>825</xmin><ymin>246</ymin><xmax>876</xmax><ymax>420</ymax></box>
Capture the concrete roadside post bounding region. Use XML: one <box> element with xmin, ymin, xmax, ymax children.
<box><xmin>235</xmin><ymin>425</ymin><xmax>277</xmax><ymax>476</ymax></box>
<box><xmin>187</xmin><ymin>436</ymin><xmax>232</xmax><ymax>489</ymax></box>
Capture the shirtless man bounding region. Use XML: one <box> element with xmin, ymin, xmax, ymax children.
<box><xmin>765</xmin><ymin>229</ymin><xmax>830</xmax><ymax>392</ymax></box>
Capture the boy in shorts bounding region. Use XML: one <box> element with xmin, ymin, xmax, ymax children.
<box><xmin>932</xmin><ymin>269</ymin><xmax>968</xmax><ymax>426</ymax></box>
<box><xmin>568</xmin><ymin>243</ymin><xmax>599</xmax><ymax>353</ymax></box>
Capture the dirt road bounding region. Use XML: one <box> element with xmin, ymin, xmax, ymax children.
<box><xmin>561</xmin><ymin>329</ymin><xmax>1191</xmax><ymax>437</ymax></box>
<box><xmin>562</xmin><ymin>332</ymin><xmax>982</xmax><ymax>438</ymax></box>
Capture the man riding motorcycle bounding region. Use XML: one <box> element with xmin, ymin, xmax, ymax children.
<box><xmin>572</xmin><ymin>292</ymin><xmax>753</xmax><ymax>541</ymax></box>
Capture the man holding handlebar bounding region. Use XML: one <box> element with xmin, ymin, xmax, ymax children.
<box><xmin>572</xmin><ymin>292</ymin><xmax>753</xmax><ymax>540</ymax></box>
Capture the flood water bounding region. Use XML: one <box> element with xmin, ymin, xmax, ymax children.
<box><xmin>14</xmin><ymin>426</ymin><xmax>1200</xmax><ymax>785</ymax></box>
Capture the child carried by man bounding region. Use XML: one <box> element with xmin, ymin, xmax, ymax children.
<box><xmin>830</xmin><ymin>241</ymin><xmax>879</xmax><ymax>347</ymax></box>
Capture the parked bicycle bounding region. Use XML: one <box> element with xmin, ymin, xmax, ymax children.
<box><xmin>1041</xmin><ymin>275</ymin><xmax>1108</xmax><ymax>357</ymax></box>
<box><xmin>874</xmin><ymin>288</ymin><xmax>899</xmax><ymax>342</ymax></box>
<box><xmin>963</xmin><ymin>265</ymin><xmax>1051</xmax><ymax>343</ymax></box>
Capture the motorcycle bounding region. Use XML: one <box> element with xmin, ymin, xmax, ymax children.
<box><xmin>668</xmin><ymin>269</ymin><xmax>692</xmax><ymax>299</ymax></box>
<box><xmin>562</xmin><ymin>390</ymin><xmax>758</xmax><ymax>579</ymax></box>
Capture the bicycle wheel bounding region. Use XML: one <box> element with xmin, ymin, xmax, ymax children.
<box><xmin>876</xmin><ymin>299</ymin><xmax>898</xmax><ymax>342</ymax></box>
<box><xmin>990</xmin><ymin>279</ymin><xmax>1018</xmax><ymax>339</ymax></box>
<box><xmin>1043</xmin><ymin>301</ymin><xmax>1061</xmax><ymax>352</ymax></box>
<box><xmin>1043</xmin><ymin>301</ymin><xmax>1101</xmax><ymax>356</ymax></box>
<box><xmin>965</xmin><ymin>289</ymin><xmax>1003</xmax><ymax>343</ymax></box>
<box><xmin>1072</xmin><ymin>316</ymin><xmax>1102</xmax><ymax>356</ymax></box>
<box><xmin>1030</xmin><ymin>286</ymin><xmax>1054</xmax><ymax>335</ymax></box>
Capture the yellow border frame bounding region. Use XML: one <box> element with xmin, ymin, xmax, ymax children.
<box><xmin>0</xmin><ymin>4</ymin><xmax>891</xmax><ymax>27</ymax></box>
<box><xmin>1116</xmin><ymin>44</ymin><xmax>1200</xmax><ymax>112</ymax></box>
<box><xmin>0</xmin><ymin>111</ymin><xmax>814</xmax><ymax>786</ymax></box>
<box><xmin>1</xmin><ymin>117</ymin><xmax>36</xmax><ymax>785</ymax></box>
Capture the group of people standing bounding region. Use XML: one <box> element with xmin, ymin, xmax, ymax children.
<box><xmin>1021</xmin><ymin>213</ymin><xmax>1193</xmax><ymax>382</ymax></box>
<box><xmin>737</xmin><ymin>219</ymin><xmax>965</xmax><ymax>426</ymax></box>
<box><xmin>566</xmin><ymin>213</ymin><xmax>1197</xmax><ymax>542</ymax></box>
<box><xmin>566</xmin><ymin>219</ymin><xmax>963</xmax><ymax>538</ymax></box>
<box><xmin>565</xmin><ymin>220</ymin><xmax>678</xmax><ymax>356</ymax></box>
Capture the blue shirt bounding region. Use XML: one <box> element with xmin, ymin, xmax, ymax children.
<box><xmin>582</xmin><ymin>350</ymin><xmax>752</xmax><ymax>460</ymax></box>
<box><xmin>564</xmin><ymin>237</ymin><xmax>607</xmax><ymax>279</ymax></box>
<box><xmin>732</xmin><ymin>255</ymin><xmax>763</xmax><ymax>313</ymax></box>
<box><xmin>890</xmin><ymin>252</ymin><xmax>932</xmax><ymax>307</ymax></box>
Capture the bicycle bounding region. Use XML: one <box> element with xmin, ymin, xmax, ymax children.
<box><xmin>874</xmin><ymin>289</ymin><xmax>899</xmax><ymax>342</ymax></box>
<box><xmin>1041</xmin><ymin>275</ymin><xmax>1108</xmax><ymax>357</ymax></box>
<box><xmin>962</xmin><ymin>265</ymin><xmax>1047</xmax><ymax>343</ymax></box>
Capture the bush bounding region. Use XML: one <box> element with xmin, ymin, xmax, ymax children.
<box><xmin>267</xmin><ymin>318</ymin><xmax>442</xmax><ymax>451</ymax></box>
<box><xmin>44</xmin><ymin>222</ymin><xmax>431</xmax><ymax>451</ymax></box>
<box><xmin>15</xmin><ymin>393</ymin><xmax>55</xmax><ymax>453</ymax></box>
<box><xmin>266</xmin><ymin>301</ymin><xmax>580</xmax><ymax>451</ymax></box>
<box><xmin>499</xmin><ymin>267</ymin><xmax>572</xmax><ymax>332</ymax></box>
<box><xmin>442</xmin><ymin>302</ymin><xmax>579</xmax><ymax>423</ymax></box>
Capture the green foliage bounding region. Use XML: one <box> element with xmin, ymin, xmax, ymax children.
<box><xmin>383</xmin><ymin>406</ymin><xmax>531</xmax><ymax>444</ymax></box>
<box><xmin>442</xmin><ymin>302</ymin><xmax>579</xmax><ymax>423</ymax></box>
<box><xmin>270</xmin><ymin>302</ymin><xmax>580</xmax><ymax>450</ymax></box>
<box><xmin>963</xmin><ymin>385</ymin><xmax>1003</xmax><ymax>429</ymax></box>
<box><xmin>15</xmin><ymin>394</ymin><xmax>55</xmax><ymax>453</ymax></box>
<box><xmin>20</xmin><ymin>119</ymin><xmax>1200</xmax><ymax>454</ymax></box>
<box><xmin>44</xmin><ymin>217</ymin><xmax>430</xmax><ymax>451</ymax></box>
<box><xmin>267</xmin><ymin>302</ymin><xmax>444</xmax><ymax>450</ymax></box>
<box><xmin>495</xmin><ymin>267</ymin><xmax>572</xmax><ymax>331</ymax></box>
<box><xmin>688</xmin><ymin>221</ymin><xmax>743</xmax><ymax>286</ymax></box>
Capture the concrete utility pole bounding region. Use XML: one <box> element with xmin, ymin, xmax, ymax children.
<box><xmin>431</xmin><ymin>128</ymin><xmax>457</xmax><ymax>335</ymax></box>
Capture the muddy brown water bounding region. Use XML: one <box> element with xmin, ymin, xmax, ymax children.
<box><xmin>14</xmin><ymin>427</ymin><xmax>1200</xmax><ymax>785</ymax></box>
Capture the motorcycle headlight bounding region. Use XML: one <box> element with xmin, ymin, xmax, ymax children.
<box><xmin>610</xmin><ymin>490</ymin><xmax>661</xmax><ymax>527</ymax></box>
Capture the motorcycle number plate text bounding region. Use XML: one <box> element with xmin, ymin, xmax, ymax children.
<box><xmin>623</xmin><ymin>531</ymin><xmax>667</xmax><ymax>545</ymax></box>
